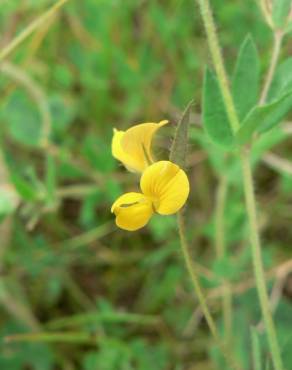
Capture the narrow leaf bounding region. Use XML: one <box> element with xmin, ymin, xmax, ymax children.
<box><xmin>169</xmin><ymin>99</ymin><xmax>194</xmax><ymax>168</ymax></box>
<box><xmin>232</xmin><ymin>35</ymin><xmax>260</xmax><ymax>121</ymax></box>
<box><xmin>236</xmin><ymin>90</ymin><xmax>292</xmax><ymax>145</ymax></box>
<box><xmin>202</xmin><ymin>68</ymin><xmax>233</xmax><ymax>148</ymax></box>
<box><xmin>10</xmin><ymin>172</ymin><xmax>38</xmax><ymax>201</ymax></box>
<box><xmin>46</xmin><ymin>311</ymin><xmax>159</xmax><ymax>330</ymax></box>
<box><xmin>268</xmin><ymin>58</ymin><xmax>292</xmax><ymax>102</ymax></box>
<box><xmin>272</xmin><ymin>0</ymin><xmax>291</xmax><ymax>28</ymax></box>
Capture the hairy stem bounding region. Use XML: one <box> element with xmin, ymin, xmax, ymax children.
<box><xmin>215</xmin><ymin>176</ymin><xmax>233</xmax><ymax>344</ymax></box>
<box><xmin>259</xmin><ymin>30</ymin><xmax>284</xmax><ymax>104</ymax></box>
<box><xmin>240</xmin><ymin>150</ymin><xmax>283</xmax><ymax>369</ymax></box>
<box><xmin>196</xmin><ymin>0</ymin><xmax>240</xmax><ymax>133</ymax></box>
<box><xmin>177</xmin><ymin>212</ymin><xmax>241</xmax><ymax>370</ymax></box>
<box><xmin>195</xmin><ymin>1</ymin><xmax>284</xmax><ymax>369</ymax></box>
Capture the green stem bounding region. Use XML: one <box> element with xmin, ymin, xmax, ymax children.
<box><xmin>259</xmin><ymin>30</ymin><xmax>284</xmax><ymax>104</ymax></box>
<box><xmin>215</xmin><ymin>176</ymin><xmax>233</xmax><ymax>344</ymax></box>
<box><xmin>195</xmin><ymin>1</ymin><xmax>284</xmax><ymax>370</ymax></box>
<box><xmin>196</xmin><ymin>0</ymin><xmax>240</xmax><ymax>134</ymax></box>
<box><xmin>240</xmin><ymin>151</ymin><xmax>283</xmax><ymax>369</ymax></box>
<box><xmin>177</xmin><ymin>212</ymin><xmax>241</xmax><ymax>370</ymax></box>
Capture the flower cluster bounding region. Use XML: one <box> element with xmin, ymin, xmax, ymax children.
<box><xmin>111</xmin><ymin>121</ymin><xmax>190</xmax><ymax>231</ymax></box>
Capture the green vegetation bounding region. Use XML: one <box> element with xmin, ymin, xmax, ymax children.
<box><xmin>0</xmin><ymin>0</ymin><xmax>292</xmax><ymax>369</ymax></box>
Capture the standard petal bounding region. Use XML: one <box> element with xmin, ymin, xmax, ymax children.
<box><xmin>112</xmin><ymin>120</ymin><xmax>168</xmax><ymax>173</ymax></box>
<box><xmin>140</xmin><ymin>161</ymin><xmax>189</xmax><ymax>215</ymax></box>
<box><xmin>111</xmin><ymin>192</ymin><xmax>153</xmax><ymax>231</ymax></box>
<box><xmin>111</xmin><ymin>129</ymin><xmax>139</xmax><ymax>172</ymax></box>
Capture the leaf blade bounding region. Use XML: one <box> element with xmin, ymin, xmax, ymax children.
<box><xmin>202</xmin><ymin>68</ymin><xmax>233</xmax><ymax>148</ymax></box>
<box><xmin>169</xmin><ymin>100</ymin><xmax>194</xmax><ymax>168</ymax></box>
<box><xmin>272</xmin><ymin>0</ymin><xmax>292</xmax><ymax>28</ymax></box>
<box><xmin>268</xmin><ymin>58</ymin><xmax>292</xmax><ymax>102</ymax></box>
<box><xmin>232</xmin><ymin>35</ymin><xmax>260</xmax><ymax>121</ymax></box>
<box><xmin>236</xmin><ymin>90</ymin><xmax>292</xmax><ymax>145</ymax></box>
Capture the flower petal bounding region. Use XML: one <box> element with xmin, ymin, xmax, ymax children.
<box><xmin>111</xmin><ymin>192</ymin><xmax>153</xmax><ymax>231</ymax></box>
<box><xmin>111</xmin><ymin>129</ymin><xmax>137</xmax><ymax>172</ymax></box>
<box><xmin>140</xmin><ymin>161</ymin><xmax>189</xmax><ymax>215</ymax></box>
<box><xmin>112</xmin><ymin>120</ymin><xmax>168</xmax><ymax>172</ymax></box>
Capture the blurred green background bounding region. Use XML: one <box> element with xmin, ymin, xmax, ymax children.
<box><xmin>0</xmin><ymin>0</ymin><xmax>291</xmax><ymax>369</ymax></box>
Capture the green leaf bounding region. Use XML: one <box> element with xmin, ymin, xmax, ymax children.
<box><xmin>212</xmin><ymin>257</ymin><xmax>237</xmax><ymax>280</ymax></box>
<box><xmin>82</xmin><ymin>339</ymin><xmax>129</xmax><ymax>370</ymax></box>
<box><xmin>82</xmin><ymin>136</ymin><xmax>115</xmax><ymax>173</ymax></box>
<box><xmin>2</xmin><ymin>91</ymin><xmax>42</xmax><ymax>147</ymax></box>
<box><xmin>202</xmin><ymin>68</ymin><xmax>233</xmax><ymax>148</ymax></box>
<box><xmin>46</xmin><ymin>311</ymin><xmax>158</xmax><ymax>330</ymax></box>
<box><xmin>9</xmin><ymin>172</ymin><xmax>38</xmax><ymax>202</ymax></box>
<box><xmin>268</xmin><ymin>58</ymin><xmax>292</xmax><ymax>101</ymax></box>
<box><xmin>236</xmin><ymin>91</ymin><xmax>292</xmax><ymax>145</ymax></box>
<box><xmin>0</xmin><ymin>321</ymin><xmax>55</xmax><ymax>370</ymax></box>
<box><xmin>49</xmin><ymin>94</ymin><xmax>76</xmax><ymax>139</ymax></box>
<box><xmin>79</xmin><ymin>190</ymin><xmax>103</xmax><ymax>228</ymax></box>
<box><xmin>272</xmin><ymin>0</ymin><xmax>291</xmax><ymax>28</ymax></box>
<box><xmin>232</xmin><ymin>35</ymin><xmax>259</xmax><ymax>121</ymax></box>
<box><xmin>169</xmin><ymin>99</ymin><xmax>194</xmax><ymax>167</ymax></box>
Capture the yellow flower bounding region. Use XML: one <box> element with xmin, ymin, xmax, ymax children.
<box><xmin>112</xmin><ymin>120</ymin><xmax>168</xmax><ymax>172</ymax></box>
<box><xmin>111</xmin><ymin>161</ymin><xmax>189</xmax><ymax>231</ymax></box>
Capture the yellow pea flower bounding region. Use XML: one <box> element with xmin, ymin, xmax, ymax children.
<box><xmin>111</xmin><ymin>161</ymin><xmax>189</xmax><ymax>231</ymax></box>
<box><xmin>112</xmin><ymin>120</ymin><xmax>168</xmax><ymax>173</ymax></box>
